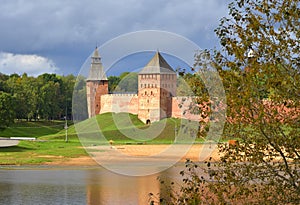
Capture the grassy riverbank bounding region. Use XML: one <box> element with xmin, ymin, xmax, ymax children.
<box><xmin>0</xmin><ymin>113</ymin><xmax>208</xmax><ymax>165</ymax></box>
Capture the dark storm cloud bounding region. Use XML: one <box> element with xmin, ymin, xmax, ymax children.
<box><xmin>0</xmin><ymin>0</ymin><xmax>230</xmax><ymax>75</ymax></box>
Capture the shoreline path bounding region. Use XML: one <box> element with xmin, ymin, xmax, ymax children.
<box><xmin>46</xmin><ymin>144</ymin><xmax>221</xmax><ymax>168</ymax></box>
<box><xmin>0</xmin><ymin>138</ymin><xmax>19</xmax><ymax>147</ymax></box>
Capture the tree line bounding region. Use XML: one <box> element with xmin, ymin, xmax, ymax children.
<box><xmin>0</xmin><ymin>71</ymin><xmax>139</xmax><ymax>127</ymax></box>
<box><xmin>0</xmin><ymin>73</ymin><xmax>77</xmax><ymax>126</ymax></box>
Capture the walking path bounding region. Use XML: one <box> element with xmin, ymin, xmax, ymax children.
<box><xmin>44</xmin><ymin>144</ymin><xmax>221</xmax><ymax>167</ymax></box>
<box><xmin>0</xmin><ymin>138</ymin><xmax>19</xmax><ymax>147</ymax></box>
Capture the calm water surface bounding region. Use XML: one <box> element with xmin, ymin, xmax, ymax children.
<box><xmin>0</xmin><ymin>165</ymin><xmax>183</xmax><ymax>205</ymax></box>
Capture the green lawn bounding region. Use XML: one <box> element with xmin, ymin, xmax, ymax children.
<box><xmin>0</xmin><ymin>113</ymin><xmax>205</xmax><ymax>165</ymax></box>
<box><xmin>0</xmin><ymin>120</ymin><xmax>83</xmax><ymax>165</ymax></box>
<box><xmin>0</xmin><ymin>120</ymin><xmax>66</xmax><ymax>138</ymax></box>
<box><xmin>0</xmin><ymin>140</ymin><xmax>86</xmax><ymax>165</ymax></box>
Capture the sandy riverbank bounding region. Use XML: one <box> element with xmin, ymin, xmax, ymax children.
<box><xmin>46</xmin><ymin>144</ymin><xmax>221</xmax><ymax>166</ymax></box>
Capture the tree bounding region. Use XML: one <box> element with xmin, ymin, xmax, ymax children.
<box><xmin>6</xmin><ymin>73</ymin><xmax>41</xmax><ymax>120</ymax></box>
<box><xmin>0</xmin><ymin>92</ymin><xmax>15</xmax><ymax>127</ymax></box>
<box><xmin>176</xmin><ymin>73</ymin><xmax>206</xmax><ymax>97</ymax></box>
<box><xmin>155</xmin><ymin>0</ymin><xmax>300</xmax><ymax>204</ymax></box>
<box><xmin>72</xmin><ymin>75</ymin><xmax>88</xmax><ymax>121</ymax></box>
<box><xmin>114</xmin><ymin>72</ymin><xmax>138</xmax><ymax>93</ymax></box>
<box><xmin>0</xmin><ymin>73</ymin><xmax>9</xmax><ymax>92</ymax></box>
<box><xmin>212</xmin><ymin>0</ymin><xmax>300</xmax><ymax>203</ymax></box>
<box><xmin>108</xmin><ymin>75</ymin><xmax>121</xmax><ymax>93</ymax></box>
<box><xmin>0</xmin><ymin>72</ymin><xmax>76</xmax><ymax>122</ymax></box>
<box><xmin>40</xmin><ymin>81</ymin><xmax>61</xmax><ymax>120</ymax></box>
<box><xmin>60</xmin><ymin>75</ymin><xmax>76</xmax><ymax>119</ymax></box>
<box><xmin>6</xmin><ymin>74</ymin><xmax>29</xmax><ymax>120</ymax></box>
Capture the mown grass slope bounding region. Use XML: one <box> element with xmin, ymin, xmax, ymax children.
<box><xmin>0</xmin><ymin>113</ymin><xmax>203</xmax><ymax>165</ymax></box>
<box><xmin>0</xmin><ymin>120</ymin><xmax>66</xmax><ymax>138</ymax></box>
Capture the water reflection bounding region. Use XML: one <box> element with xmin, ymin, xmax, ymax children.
<box><xmin>86</xmin><ymin>169</ymin><xmax>160</xmax><ymax>204</ymax></box>
<box><xmin>0</xmin><ymin>166</ymin><xmax>182</xmax><ymax>205</ymax></box>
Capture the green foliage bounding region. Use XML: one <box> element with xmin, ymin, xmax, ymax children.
<box><xmin>212</xmin><ymin>0</ymin><xmax>300</xmax><ymax>202</ymax></box>
<box><xmin>0</xmin><ymin>92</ymin><xmax>15</xmax><ymax>127</ymax></box>
<box><xmin>72</xmin><ymin>75</ymin><xmax>88</xmax><ymax>121</ymax></box>
<box><xmin>150</xmin><ymin>160</ymin><xmax>217</xmax><ymax>205</ymax></box>
<box><xmin>113</xmin><ymin>72</ymin><xmax>138</xmax><ymax>93</ymax></box>
<box><xmin>156</xmin><ymin>0</ymin><xmax>300</xmax><ymax>204</ymax></box>
<box><xmin>176</xmin><ymin>74</ymin><xmax>206</xmax><ymax>97</ymax></box>
<box><xmin>2</xmin><ymin>73</ymin><xmax>76</xmax><ymax>121</ymax></box>
<box><xmin>108</xmin><ymin>72</ymin><xmax>138</xmax><ymax>93</ymax></box>
<box><xmin>0</xmin><ymin>73</ymin><xmax>9</xmax><ymax>92</ymax></box>
<box><xmin>108</xmin><ymin>75</ymin><xmax>121</xmax><ymax>93</ymax></box>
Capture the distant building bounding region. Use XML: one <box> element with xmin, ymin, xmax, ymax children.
<box><xmin>86</xmin><ymin>47</ymin><xmax>199</xmax><ymax>123</ymax></box>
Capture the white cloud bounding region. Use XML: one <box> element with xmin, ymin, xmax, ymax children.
<box><xmin>0</xmin><ymin>52</ymin><xmax>59</xmax><ymax>76</ymax></box>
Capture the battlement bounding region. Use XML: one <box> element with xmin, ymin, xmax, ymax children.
<box><xmin>105</xmin><ymin>93</ymin><xmax>138</xmax><ymax>97</ymax></box>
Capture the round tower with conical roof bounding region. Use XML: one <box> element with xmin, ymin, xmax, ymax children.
<box><xmin>86</xmin><ymin>47</ymin><xmax>108</xmax><ymax>118</ymax></box>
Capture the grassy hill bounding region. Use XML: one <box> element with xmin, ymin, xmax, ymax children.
<box><xmin>0</xmin><ymin>112</ymin><xmax>203</xmax><ymax>144</ymax></box>
<box><xmin>0</xmin><ymin>120</ymin><xmax>66</xmax><ymax>138</ymax></box>
<box><xmin>47</xmin><ymin>112</ymin><xmax>191</xmax><ymax>144</ymax></box>
<box><xmin>0</xmin><ymin>113</ymin><xmax>204</xmax><ymax>165</ymax></box>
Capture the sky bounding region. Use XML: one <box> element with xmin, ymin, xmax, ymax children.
<box><xmin>0</xmin><ymin>0</ymin><xmax>231</xmax><ymax>77</ymax></box>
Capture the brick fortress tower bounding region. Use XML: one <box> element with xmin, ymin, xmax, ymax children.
<box><xmin>86</xmin><ymin>47</ymin><xmax>108</xmax><ymax>118</ymax></box>
<box><xmin>86</xmin><ymin>49</ymin><xmax>179</xmax><ymax>123</ymax></box>
<box><xmin>138</xmin><ymin>51</ymin><xmax>177</xmax><ymax>124</ymax></box>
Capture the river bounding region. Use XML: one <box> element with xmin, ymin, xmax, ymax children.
<box><xmin>0</xmin><ymin>165</ymin><xmax>184</xmax><ymax>205</ymax></box>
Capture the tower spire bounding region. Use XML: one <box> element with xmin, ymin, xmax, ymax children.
<box><xmin>87</xmin><ymin>47</ymin><xmax>107</xmax><ymax>81</ymax></box>
<box><xmin>86</xmin><ymin>47</ymin><xmax>109</xmax><ymax>118</ymax></box>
